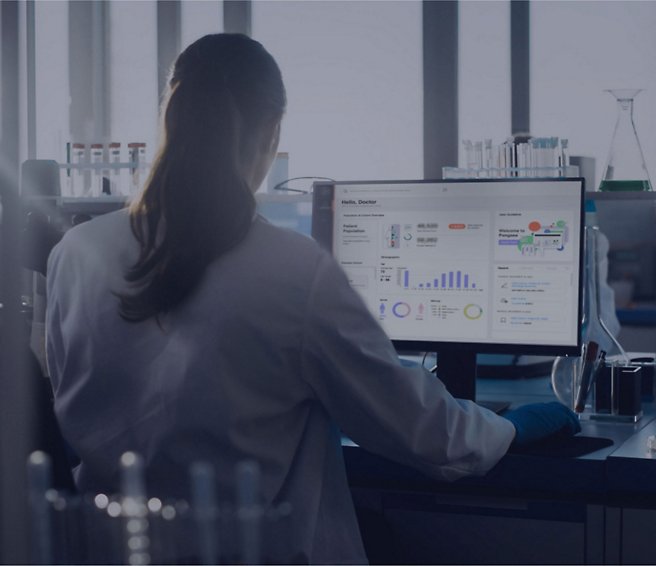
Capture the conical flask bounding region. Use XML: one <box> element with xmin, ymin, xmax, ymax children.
<box><xmin>599</xmin><ymin>89</ymin><xmax>652</xmax><ymax>191</ymax></box>
<box><xmin>551</xmin><ymin>227</ymin><xmax>628</xmax><ymax>408</ymax></box>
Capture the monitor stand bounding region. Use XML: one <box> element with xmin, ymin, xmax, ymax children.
<box><xmin>434</xmin><ymin>351</ymin><xmax>510</xmax><ymax>414</ymax></box>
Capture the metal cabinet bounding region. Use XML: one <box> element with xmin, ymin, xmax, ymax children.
<box><xmin>352</xmin><ymin>486</ymin><xmax>605</xmax><ymax>564</ymax></box>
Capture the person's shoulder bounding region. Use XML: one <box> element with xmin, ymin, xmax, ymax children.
<box><xmin>50</xmin><ymin>208</ymin><xmax>131</xmax><ymax>267</ymax></box>
<box><xmin>68</xmin><ymin>208</ymin><xmax>129</xmax><ymax>236</ymax></box>
<box><xmin>251</xmin><ymin>215</ymin><xmax>322</xmax><ymax>255</ymax></box>
<box><xmin>59</xmin><ymin>208</ymin><xmax>130</xmax><ymax>247</ymax></box>
<box><xmin>241</xmin><ymin>216</ymin><xmax>335</xmax><ymax>283</ymax></box>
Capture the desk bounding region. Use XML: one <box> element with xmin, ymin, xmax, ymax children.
<box><xmin>344</xmin><ymin>378</ymin><xmax>656</xmax><ymax>564</ymax></box>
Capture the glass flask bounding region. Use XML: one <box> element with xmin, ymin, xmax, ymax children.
<box><xmin>599</xmin><ymin>89</ymin><xmax>652</xmax><ymax>191</ymax></box>
<box><xmin>551</xmin><ymin>226</ymin><xmax>628</xmax><ymax>408</ymax></box>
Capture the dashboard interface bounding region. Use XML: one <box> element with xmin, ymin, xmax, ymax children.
<box><xmin>313</xmin><ymin>179</ymin><xmax>584</xmax><ymax>353</ymax></box>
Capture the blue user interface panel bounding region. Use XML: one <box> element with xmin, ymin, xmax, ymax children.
<box><xmin>313</xmin><ymin>178</ymin><xmax>584</xmax><ymax>354</ymax></box>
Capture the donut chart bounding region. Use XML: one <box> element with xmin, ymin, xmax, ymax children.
<box><xmin>463</xmin><ymin>303</ymin><xmax>483</xmax><ymax>320</ymax></box>
<box><xmin>392</xmin><ymin>302</ymin><xmax>411</xmax><ymax>318</ymax></box>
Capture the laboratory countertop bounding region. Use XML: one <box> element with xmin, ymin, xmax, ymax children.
<box><xmin>344</xmin><ymin>376</ymin><xmax>656</xmax><ymax>505</ymax></box>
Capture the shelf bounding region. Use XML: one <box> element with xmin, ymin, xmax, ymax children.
<box><xmin>586</xmin><ymin>191</ymin><xmax>656</xmax><ymax>201</ymax></box>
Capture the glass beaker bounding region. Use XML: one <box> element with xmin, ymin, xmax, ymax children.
<box><xmin>551</xmin><ymin>226</ymin><xmax>628</xmax><ymax>410</ymax></box>
<box><xmin>598</xmin><ymin>89</ymin><xmax>652</xmax><ymax>192</ymax></box>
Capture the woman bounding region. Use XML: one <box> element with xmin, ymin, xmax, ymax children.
<box><xmin>46</xmin><ymin>34</ymin><xmax>578</xmax><ymax>563</ymax></box>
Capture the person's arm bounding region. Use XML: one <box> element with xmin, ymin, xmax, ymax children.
<box><xmin>22</xmin><ymin>210</ymin><xmax>64</xmax><ymax>276</ymax></box>
<box><xmin>299</xmin><ymin>253</ymin><xmax>516</xmax><ymax>482</ymax></box>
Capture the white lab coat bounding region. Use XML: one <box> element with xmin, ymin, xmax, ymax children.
<box><xmin>46</xmin><ymin>209</ymin><xmax>515</xmax><ymax>564</ymax></box>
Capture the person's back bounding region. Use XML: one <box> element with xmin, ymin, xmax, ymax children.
<box><xmin>48</xmin><ymin>209</ymin><xmax>378</xmax><ymax>562</ymax></box>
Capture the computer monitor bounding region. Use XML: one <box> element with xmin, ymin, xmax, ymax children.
<box><xmin>312</xmin><ymin>178</ymin><xmax>585</xmax><ymax>401</ymax></box>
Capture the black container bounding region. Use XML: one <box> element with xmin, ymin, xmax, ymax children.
<box><xmin>631</xmin><ymin>356</ymin><xmax>655</xmax><ymax>401</ymax></box>
<box><xmin>594</xmin><ymin>364</ymin><xmax>642</xmax><ymax>416</ymax></box>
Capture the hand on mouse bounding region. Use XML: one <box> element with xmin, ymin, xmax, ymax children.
<box><xmin>501</xmin><ymin>402</ymin><xmax>581</xmax><ymax>447</ymax></box>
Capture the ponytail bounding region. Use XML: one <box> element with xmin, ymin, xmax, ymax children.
<box><xmin>118</xmin><ymin>34</ymin><xmax>286</xmax><ymax>322</ymax></box>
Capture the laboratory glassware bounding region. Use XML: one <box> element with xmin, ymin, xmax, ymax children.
<box><xmin>90</xmin><ymin>143</ymin><xmax>105</xmax><ymax>197</ymax></box>
<box><xmin>446</xmin><ymin>137</ymin><xmax>577</xmax><ymax>179</ymax></box>
<box><xmin>120</xmin><ymin>452</ymin><xmax>150</xmax><ymax>565</ymax></box>
<box><xmin>108</xmin><ymin>142</ymin><xmax>122</xmax><ymax>195</ymax></box>
<box><xmin>598</xmin><ymin>89</ymin><xmax>652</xmax><ymax>191</ymax></box>
<box><xmin>551</xmin><ymin>226</ymin><xmax>628</xmax><ymax>410</ymax></box>
<box><xmin>128</xmin><ymin>142</ymin><xmax>147</xmax><ymax>194</ymax></box>
<box><xmin>71</xmin><ymin>143</ymin><xmax>86</xmax><ymax>197</ymax></box>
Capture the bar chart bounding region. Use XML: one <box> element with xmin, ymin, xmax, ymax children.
<box><xmin>399</xmin><ymin>268</ymin><xmax>480</xmax><ymax>291</ymax></box>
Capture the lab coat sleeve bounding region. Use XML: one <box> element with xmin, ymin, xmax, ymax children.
<box><xmin>300</xmin><ymin>253</ymin><xmax>515</xmax><ymax>482</ymax></box>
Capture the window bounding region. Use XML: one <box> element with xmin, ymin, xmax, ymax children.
<box><xmin>29</xmin><ymin>1</ymin><xmax>226</xmax><ymax>197</ymax></box>
<box><xmin>458</xmin><ymin>0</ymin><xmax>511</xmax><ymax>166</ymax></box>
<box><xmin>531</xmin><ymin>1</ymin><xmax>656</xmax><ymax>188</ymax></box>
<box><xmin>252</xmin><ymin>0</ymin><xmax>422</xmax><ymax>186</ymax></box>
<box><xmin>34</xmin><ymin>1</ymin><xmax>69</xmax><ymax>163</ymax></box>
<box><xmin>181</xmin><ymin>1</ymin><xmax>223</xmax><ymax>51</ymax></box>
<box><xmin>109</xmin><ymin>1</ymin><xmax>159</xmax><ymax>163</ymax></box>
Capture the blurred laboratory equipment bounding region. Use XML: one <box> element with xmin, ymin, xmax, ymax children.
<box><xmin>551</xmin><ymin>354</ymin><xmax>581</xmax><ymax>411</ymax></box>
<box><xmin>61</xmin><ymin>140</ymin><xmax>148</xmax><ymax>198</ymax></box>
<box><xmin>552</xmin><ymin>226</ymin><xmax>628</xmax><ymax>414</ymax></box>
<box><xmin>27</xmin><ymin>451</ymin><xmax>296</xmax><ymax>564</ymax></box>
<box><xmin>443</xmin><ymin>136</ymin><xmax>579</xmax><ymax>179</ymax></box>
<box><xmin>120</xmin><ymin>452</ymin><xmax>150</xmax><ymax>565</ymax></box>
<box><xmin>190</xmin><ymin>462</ymin><xmax>219</xmax><ymax>565</ymax></box>
<box><xmin>129</xmin><ymin>142</ymin><xmax>147</xmax><ymax>194</ymax></box>
<box><xmin>27</xmin><ymin>451</ymin><xmax>54</xmax><ymax>565</ymax></box>
<box><xmin>90</xmin><ymin>143</ymin><xmax>105</xmax><ymax>197</ymax></box>
<box><xmin>70</xmin><ymin>143</ymin><xmax>86</xmax><ymax>197</ymax></box>
<box><xmin>236</xmin><ymin>460</ymin><xmax>262</xmax><ymax>565</ymax></box>
<box><xmin>598</xmin><ymin>89</ymin><xmax>652</xmax><ymax>192</ymax></box>
<box><xmin>108</xmin><ymin>142</ymin><xmax>123</xmax><ymax>196</ymax></box>
<box><xmin>581</xmin><ymin>227</ymin><xmax>624</xmax><ymax>357</ymax></box>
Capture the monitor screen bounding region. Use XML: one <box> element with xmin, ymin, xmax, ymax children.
<box><xmin>312</xmin><ymin>178</ymin><xmax>585</xmax><ymax>398</ymax></box>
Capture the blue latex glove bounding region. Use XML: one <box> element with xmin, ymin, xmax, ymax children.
<box><xmin>502</xmin><ymin>402</ymin><xmax>581</xmax><ymax>448</ymax></box>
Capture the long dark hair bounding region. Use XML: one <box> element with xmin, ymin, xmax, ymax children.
<box><xmin>118</xmin><ymin>34</ymin><xmax>286</xmax><ymax>322</ymax></box>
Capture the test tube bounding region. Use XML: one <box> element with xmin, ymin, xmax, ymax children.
<box><xmin>71</xmin><ymin>143</ymin><xmax>86</xmax><ymax>197</ymax></box>
<box><xmin>494</xmin><ymin>144</ymin><xmax>503</xmax><ymax>177</ymax></box>
<box><xmin>509</xmin><ymin>138</ymin><xmax>517</xmax><ymax>175</ymax></box>
<box><xmin>517</xmin><ymin>143</ymin><xmax>528</xmax><ymax>176</ymax></box>
<box><xmin>504</xmin><ymin>141</ymin><xmax>512</xmax><ymax>177</ymax></box>
<box><xmin>27</xmin><ymin>451</ymin><xmax>54</xmax><ymax>565</ymax></box>
<box><xmin>120</xmin><ymin>452</ymin><xmax>150</xmax><ymax>566</ymax></box>
<box><xmin>90</xmin><ymin>143</ymin><xmax>104</xmax><ymax>197</ymax></box>
<box><xmin>560</xmin><ymin>138</ymin><xmax>570</xmax><ymax>173</ymax></box>
<box><xmin>484</xmin><ymin>139</ymin><xmax>493</xmax><ymax>174</ymax></box>
<box><xmin>550</xmin><ymin>137</ymin><xmax>559</xmax><ymax>176</ymax></box>
<box><xmin>128</xmin><ymin>142</ymin><xmax>147</xmax><ymax>195</ymax></box>
<box><xmin>236</xmin><ymin>460</ymin><xmax>262</xmax><ymax>565</ymax></box>
<box><xmin>530</xmin><ymin>138</ymin><xmax>538</xmax><ymax>176</ymax></box>
<box><xmin>64</xmin><ymin>142</ymin><xmax>72</xmax><ymax>196</ymax></box>
<box><xmin>190</xmin><ymin>462</ymin><xmax>219</xmax><ymax>565</ymax></box>
<box><xmin>109</xmin><ymin>142</ymin><xmax>122</xmax><ymax>196</ymax></box>
<box><xmin>473</xmin><ymin>141</ymin><xmax>483</xmax><ymax>175</ymax></box>
<box><xmin>461</xmin><ymin>140</ymin><xmax>471</xmax><ymax>175</ymax></box>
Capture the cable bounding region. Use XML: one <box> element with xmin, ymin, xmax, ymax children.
<box><xmin>272</xmin><ymin>176</ymin><xmax>335</xmax><ymax>194</ymax></box>
<box><xmin>421</xmin><ymin>351</ymin><xmax>438</xmax><ymax>373</ymax></box>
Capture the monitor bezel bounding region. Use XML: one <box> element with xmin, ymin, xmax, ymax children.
<box><xmin>311</xmin><ymin>177</ymin><xmax>586</xmax><ymax>357</ymax></box>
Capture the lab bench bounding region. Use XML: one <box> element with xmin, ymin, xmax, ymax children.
<box><xmin>344</xmin><ymin>377</ymin><xmax>656</xmax><ymax>564</ymax></box>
